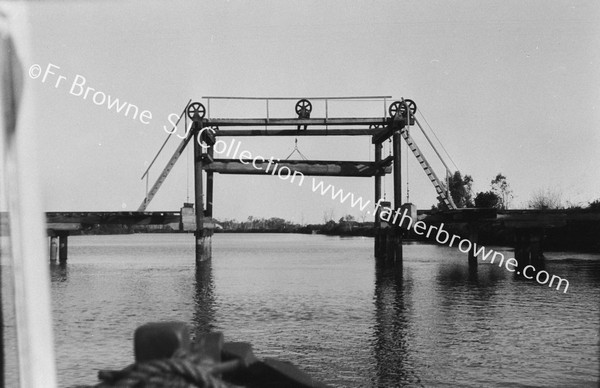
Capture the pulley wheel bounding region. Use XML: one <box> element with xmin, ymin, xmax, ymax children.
<box><xmin>187</xmin><ymin>102</ymin><xmax>206</xmax><ymax>120</ymax></box>
<box><xmin>388</xmin><ymin>99</ymin><xmax>417</xmax><ymax>117</ymax></box>
<box><xmin>403</xmin><ymin>99</ymin><xmax>417</xmax><ymax>115</ymax></box>
<box><xmin>295</xmin><ymin>99</ymin><xmax>312</xmax><ymax>115</ymax></box>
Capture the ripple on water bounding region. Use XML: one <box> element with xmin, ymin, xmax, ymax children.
<box><xmin>45</xmin><ymin>234</ymin><xmax>600</xmax><ymax>387</ymax></box>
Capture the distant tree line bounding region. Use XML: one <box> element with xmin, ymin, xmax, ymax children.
<box><xmin>217</xmin><ymin>216</ymin><xmax>300</xmax><ymax>232</ymax></box>
<box><xmin>436</xmin><ymin>171</ymin><xmax>599</xmax><ymax>211</ymax></box>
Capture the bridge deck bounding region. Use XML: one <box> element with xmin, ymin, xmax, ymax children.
<box><xmin>36</xmin><ymin>209</ymin><xmax>600</xmax><ymax>233</ymax></box>
<box><xmin>46</xmin><ymin>211</ymin><xmax>181</xmax><ymax>225</ymax></box>
<box><xmin>418</xmin><ymin>208</ymin><xmax>600</xmax><ymax>228</ymax></box>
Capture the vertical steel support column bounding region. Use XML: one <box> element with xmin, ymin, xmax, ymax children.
<box><xmin>374</xmin><ymin>142</ymin><xmax>382</xmax><ymax>258</ymax></box>
<box><xmin>193</xmin><ymin>122</ymin><xmax>209</xmax><ymax>263</ymax></box>
<box><xmin>58</xmin><ymin>232</ymin><xmax>68</xmax><ymax>262</ymax></box>
<box><xmin>206</xmin><ymin>146</ymin><xmax>214</xmax><ymax>218</ymax></box>
<box><xmin>391</xmin><ymin>129</ymin><xmax>403</xmax><ymax>265</ymax></box>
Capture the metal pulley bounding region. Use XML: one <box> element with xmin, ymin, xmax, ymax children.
<box><xmin>388</xmin><ymin>99</ymin><xmax>417</xmax><ymax>118</ymax></box>
<box><xmin>295</xmin><ymin>99</ymin><xmax>312</xmax><ymax>130</ymax></box>
<box><xmin>187</xmin><ymin>102</ymin><xmax>206</xmax><ymax>121</ymax></box>
<box><xmin>295</xmin><ymin>99</ymin><xmax>312</xmax><ymax>118</ymax></box>
<box><xmin>200</xmin><ymin>126</ymin><xmax>218</xmax><ymax>146</ymax></box>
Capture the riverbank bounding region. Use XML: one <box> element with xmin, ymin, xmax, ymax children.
<box><xmin>71</xmin><ymin>216</ymin><xmax>600</xmax><ymax>253</ymax></box>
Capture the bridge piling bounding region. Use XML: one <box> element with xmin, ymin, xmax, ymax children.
<box><xmin>373</xmin><ymin>121</ymin><xmax>404</xmax><ymax>265</ymax></box>
<box><xmin>206</xmin><ymin>147</ymin><xmax>214</xmax><ymax>218</ymax></box>
<box><xmin>514</xmin><ymin>228</ymin><xmax>545</xmax><ymax>271</ymax></box>
<box><xmin>391</xmin><ymin>125</ymin><xmax>403</xmax><ymax>266</ymax></box>
<box><xmin>374</xmin><ymin>142</ymin><xmax>383</xmax><ymax>258</ymax></box>
<box><xmin>468</xmin><ymin>224</ymin><xmax>479</xmax><ymax>267</ymax></box>
<box><xmin>49</xmin><ymin>236</ymin><xmax>58</xmax><ymax>261</ymax></box>
<box><xmin>193</xmin><ymin>121</ymin><xmax>211</xmax><ymax>263</ymax></box>
<box><xmin>58</xmin><ymin>232</ymin><xmax>68</xmax><ymax>262</ymax></box>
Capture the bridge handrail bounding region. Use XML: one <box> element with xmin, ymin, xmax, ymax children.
<box><xmin>202</xmin><ymin>95</ymin><xmax>393</xmax><ymax>121</ymax></box>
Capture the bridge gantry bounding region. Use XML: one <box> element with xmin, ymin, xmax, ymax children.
<box><xmin>140</xmin><ymin>96</ymin><xmax>456</xmax><ymax>265</ymax></box>
<box><xmin>42</xmin><ymin>96</ymin><xmax>597</xmax><ymax>270</ymax></box>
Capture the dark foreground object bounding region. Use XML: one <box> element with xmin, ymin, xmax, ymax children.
<box><xmin>76</xmin><ymin>322</ymin><xmax>330</xmax><ymax>388</ymax></box>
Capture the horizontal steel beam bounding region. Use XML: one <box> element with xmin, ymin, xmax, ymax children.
<box><xmin>204</xmin><ymin>158</ymin><xmax>392</xmax><ymax>177</ymax></box>
<box><xmin>203</xmin><ymin>95</ymin><xmax>392</xmax><ymax>101</ymax></box>
<box><xmin>202</xmin><ymin>117</ymin><xmax>388</xmax><ymax>127</ymax></box>
<box><xmin>213</xmin><ymin>128</ymin><xmax>386</xmax><ymax>137</ymax></box>
<box><xmin>45</xmin><ymin>211</ymin><xmax>181</xmax><ymax>225</ymax></box>
<box><xmin>371</xmin><ymin>117</ymin><xmax>412</xmax><ymax>144</ymax></box>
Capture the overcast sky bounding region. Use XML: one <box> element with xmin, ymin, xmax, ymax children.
<box><xmin>3</xmin><ymin>0</ymin><xmax>599</xmax><ymax>223</ymax></box>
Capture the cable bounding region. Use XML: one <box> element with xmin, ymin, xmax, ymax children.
<box><xmin>284</xmin><ymin>138</ymin><xmax>308</xmax><ymax>160</ymax></box>
<box><xmin>185</xmin><ymin>112</ymin><xmax>190</xmax><ymax>203</ymax></box>
<box><xmin>406</xmin><ymin>135</ymin><xmax>410</xmax><ymax>203</ymax></box>
<box><xmin>417</xmin><ymin>108</ymin><xmax>460</xmax><ymax>172</ymax></box>
<box><xmin>141</xmin><ymin>99</ymin><xmax>192</xmax><ymax>180</ymax></box>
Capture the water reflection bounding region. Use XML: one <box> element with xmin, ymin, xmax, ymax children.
<box><xmin>372</xmin><ymin>263</ymin><xmax>421</xmax><ymax>387</ymax></box>
<box><xmin>49</xmin><ymin>260</ymin><xmax>68</xmax><ymax>282</ymax></box>
<box><xmin>191</xmin><ymin>260</ymin><xmax>216</xmax><ymax>338</ymax></box>
<box><xmin>47</xmin><ymin>235</ymin><xmax>599</xmax><ymax>387</ymax></box>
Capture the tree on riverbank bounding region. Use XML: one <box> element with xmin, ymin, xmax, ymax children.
<box><xmin>491</xmin><ymin>173</ymin><xmax>513</xmax><ymax>209</ymax></box>
<box><xmin>474</xmin><ymin>191</ymin><xmax>501</xmax><ymax>208</ymax></box>
<box><xmin>444</xmin><ymin>171</ymin><xmax>474</xmax><ymax>208</ymax></box>
<box><xmin>473</xmin><ymin>173</ymin><xmax>512</xmax><ymax>209</ymax></box>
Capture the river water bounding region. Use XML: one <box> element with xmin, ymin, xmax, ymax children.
<box><xmin>48</xmin><ymin>233</ymin><xmax>599</xmax><ymax>387</ymax></box>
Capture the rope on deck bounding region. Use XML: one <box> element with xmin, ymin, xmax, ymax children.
<box><xmin>77</xmin><ymin>348</ymin><xmax>241</xmax><ymax>388</ymax></box>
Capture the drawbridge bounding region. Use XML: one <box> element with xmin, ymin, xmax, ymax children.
<box><xmin>140</xmin><ymin>97</ymin><xmax>457</xmax><ymax>212</ymax></box>
<box><xmin>139</xmin><ymin>96</ymin><xmax>460</xmax><ymax>264</ymax></box>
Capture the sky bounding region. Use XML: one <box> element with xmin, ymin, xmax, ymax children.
<box><xmin>2</xmin><ymin>0</ymin><xmax>599</xmax><ymax>223</ymax></box>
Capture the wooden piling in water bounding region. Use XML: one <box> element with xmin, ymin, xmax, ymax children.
<box><xmin>206</xmin><ymin>147</ymin><xmax>214</xmax><ymax>218</ymax></box>
<box><xmin>391</xmin><ymin>128</ymin><xmax>403</xmax><ymax>265</ymax></box>
<box><xmin>468</xmin><ymin>224</ymin><xmax>478</xmax><ymax>267</ymax></box>
<box><xmin>374</xmin><ymin>142</ymin><xmax>382</xmax><ymax>258</ymax></box>
<box><xmin>514</xmin><ymin>229</ymin><xmax>530</xmax><ymax>271</ymax></box>
<box><xmin>58</xmin><ymin>233</ymin><xmax>68</xmax><ymax>262</ymax></box>
<box><xmin>49</xmin><ymin>236</ymin><xmax>58</xmax><ymax>261</ymax></box>
<box><xmin>514</xmin><ymin>228</ymin><xmax>545</xmax><ymax>271</ymax></box>
<box><xmin>193</xmin><ymin>122</ymin><xmax>211</xmax><ymax>263</ymax></box>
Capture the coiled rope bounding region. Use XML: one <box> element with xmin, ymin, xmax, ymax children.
<box><xmin>77</xmin><ymin>346</ymin><xmax>241</xmax><ymax>388</ymax></box>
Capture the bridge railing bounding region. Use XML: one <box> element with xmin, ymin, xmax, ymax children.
<box><xmin>202</xmin><ymin>95</ymin><xmax>393</xmax><ymax>122</ymax></box>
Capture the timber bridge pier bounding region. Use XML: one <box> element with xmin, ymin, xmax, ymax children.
<box><xmin>41</xmin><ymin>96</ymin><xmax>597</xmax><ymax>270</ymax></box>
